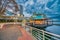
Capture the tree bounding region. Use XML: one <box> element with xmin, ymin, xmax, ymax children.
<box><xmin>0</xmin><ymin>0</ymin><xmax>19</xmax><ymax>16</ymax></box>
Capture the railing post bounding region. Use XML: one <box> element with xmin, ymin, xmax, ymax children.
<box><xmin>42</xmin><ymin>30</ymin><xmax>45</xmax><ymax>40</ymax></box>
<box><xmin>31</xmin><ymin>27</ymin><xmax>32</xmax><ymax>35</ymax></box>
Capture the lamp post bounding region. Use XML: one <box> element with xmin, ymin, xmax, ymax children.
<box><xmin>14</xmin><ymin>11</ymin><xmax>20</xmax><ymax>23</ymax></box>
<box><xmin>15</xmin><ymin>13</ymin><xmax>20</xmax><ymax>24</ymax></box>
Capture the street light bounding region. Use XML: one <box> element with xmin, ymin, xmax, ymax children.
<box><xmin>17</xmin><ymin>13</ymin><xmax>20</xmax><ymax>17</ymax></box>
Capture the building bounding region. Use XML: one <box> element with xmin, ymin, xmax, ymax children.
<box><xmin>19</xmin><ymin>5</ymin><xmax>23</xmax><ymax>15</ymax></box>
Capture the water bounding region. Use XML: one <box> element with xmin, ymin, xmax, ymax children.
<box><xmin>45</xmin><ymin>25</ymin><xmax>60</xmax><ymax>35</ymax></box>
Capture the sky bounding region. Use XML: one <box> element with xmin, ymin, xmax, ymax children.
<box><xmin>6</xmin><ymin>0</ymin><xmax>60</xmax><ymax>19</ymax></box>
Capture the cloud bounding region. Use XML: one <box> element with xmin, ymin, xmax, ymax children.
<box><xmin>16</xmin><ymin>0</ymin><xmax>28</xmax><ymax>4</ymax></box>
<box><xmin>23</xmin><ymin>11</ymin><xmax>32</xmax><ymax>17</ymax></box>
<box><xmin>6</xmin><ymin>0</ymin><xmax>60</xmax><ymax>18</ymax></box>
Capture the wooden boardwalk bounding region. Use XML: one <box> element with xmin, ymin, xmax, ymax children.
<box><xmin>0</xmin><ymin>24</ymin><xmax>34</xmax><ymax>40</ymax></box>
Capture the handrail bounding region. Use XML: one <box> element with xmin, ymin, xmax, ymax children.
<box><xmin>32</xmin><ymin>27</ymin><xmax>60</xmax><ymax>40</ymax></box>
